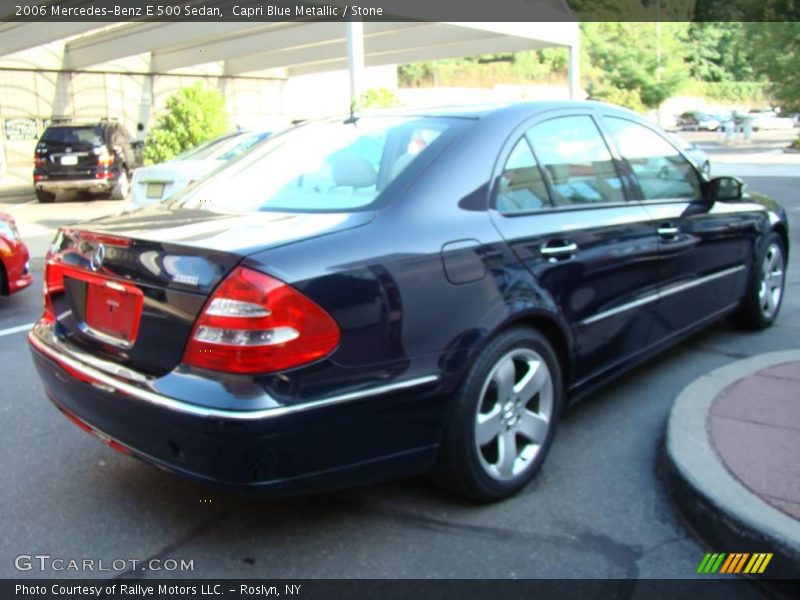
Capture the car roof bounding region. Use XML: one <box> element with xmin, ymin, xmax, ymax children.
<box><xmin>357</xmin><ymin>100</ymin><xmax>641</xmax><ymax>121</ymax></box>
<box><xmin>46</xmin><ymin>123</ymin><xmax>105</xmax><ymax>128</ymax></box>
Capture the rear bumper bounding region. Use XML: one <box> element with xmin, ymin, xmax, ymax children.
<box><xmin>35</xmin><ymin>179</ymin><xmax>111</xmax><ymax>193</ymax></box>
<box><xmin>28</xmin><ymin>324</ymin><xmax>443</xmax><ymax>494</ymax></box>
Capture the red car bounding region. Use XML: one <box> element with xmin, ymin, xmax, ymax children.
<box><xmin>0</xmin><ymin>213</ymin><xmax>33</xmax><ymax>295</ymax></box>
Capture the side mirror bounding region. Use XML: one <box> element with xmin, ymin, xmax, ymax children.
<box><xmin>705</xmin><ymin>176</ymin><xmax>743</xmax><ymax>202</ymax></box>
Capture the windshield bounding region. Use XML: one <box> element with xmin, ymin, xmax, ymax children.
<box><xmin>171</xmin><ymin>116</ymin><xmax>465</xmax><ymax>213</ymax></box>
<box><xmin>41</xmin><ymin>126</ymin><xmax>103</xmax><ymax>146</ymax></box>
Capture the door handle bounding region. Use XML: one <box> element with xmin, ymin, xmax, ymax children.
<box><xmin>540</xmin><ymin>241</ymin><xmax>578</xmax><ymax>261</ymax></box>
<box><xmin>657</xmin><ymin>224</ymin><xmax>680</xmax><ymax>239</ymax></box>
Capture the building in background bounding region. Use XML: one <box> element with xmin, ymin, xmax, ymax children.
<box><xmin>0</xmin><ymin>21</ymin><xmax>579</xmax><ymax>186</ymax></box>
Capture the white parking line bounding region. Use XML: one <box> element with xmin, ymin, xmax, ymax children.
<box><xmin>0</xmin><ymin>199</ymin><xmax>37</xmax><ymax>213</ymax></box>
<box><xmin>0</xmin><ymin>323</ymin><xmax>34</xmax><ymax>337</ymax></box>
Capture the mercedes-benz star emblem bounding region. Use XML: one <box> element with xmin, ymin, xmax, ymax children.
<box><xmin>90</xmin><ymin>244</ymin><xmax>106</xmax><ymax>272</ymax></box>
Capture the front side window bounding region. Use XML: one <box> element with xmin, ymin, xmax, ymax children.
<box><xmin>527</xmin><ymin>116</ymin><xmax>624</xmax><ymax>206</ymax></box>
<box><xmin>496</xmin><ymin>138</ymin><xmax>550</xmax><ymax>214</ymax></box>
<box><xmin>172</xmin><ymin>116</ymin><xmax>463</xmax><ymax>213</ymax></box>
<box><xmin>604</xmin><ymin>117</ymin><xmax>702</xmax><ymax>200</ymax></box>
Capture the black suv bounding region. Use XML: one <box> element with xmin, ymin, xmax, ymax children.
<box><xmin>33</xmin><ymin>119</ymin><xmax>143</xmax><ymax>203</ymax></box>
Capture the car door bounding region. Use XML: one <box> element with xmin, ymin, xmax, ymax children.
<box><xmin>599</xmin><ymin>115</ymin><xmax>749</xmax><ymax>343</ymax></box>
<box><xmin>489</xmin><ymin>111</ymin><xmax>662</xmax><ymax>386</ymax></box>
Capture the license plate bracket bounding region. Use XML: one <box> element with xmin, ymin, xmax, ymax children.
<box><xmin>84</xmin><ymin>280</ymin><xmax>143</xmax><ymax>346</ymax></box>
<box><xmin>146</xmin><ymin>183</ymin><xmax>165</xmax><ymax>199</ymax></box>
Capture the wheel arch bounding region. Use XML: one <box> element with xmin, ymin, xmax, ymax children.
<box><xmin>772</xmin><ymin>223</ymin><xmax>789</xmax><ymax>264</ymax></box>
<box><xmin>490</xmin><ymin>310</ymin><xmax>574</xmax><ymax>403</ymax></box>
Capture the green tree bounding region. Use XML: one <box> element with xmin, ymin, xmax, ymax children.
<box><xmin>144</xmin><ymin>83</ymin><xmax>229</xmax><ymax>165</ymax></box>
<box><xmin>359</xmin><ymin>87</ymin><xmax>402</xmax><ymax>109</ymax></box>
<box><xmin>745</xmin><ymin>21</ymin><xmax>800</xmax><ymax>112</ymax></box>
<box><xmin>685</xmin><ymin>22</ymin><xmax>756</xmax><ymax>82</ymax></box>
<box><xmin>581</xmin><ymin>22</ymin><xmax>691</xmax><ymax>110</ymax></box>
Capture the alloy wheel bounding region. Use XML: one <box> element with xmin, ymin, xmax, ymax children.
<box><xmin>474</xmin><ymin>348</ymin><xmax>554</xmax><ymax>481</ymax></box>
<box><xmin>758</xmin><ymin>242</ymin><xmax>784</xmax><ymax>319</ymax></box>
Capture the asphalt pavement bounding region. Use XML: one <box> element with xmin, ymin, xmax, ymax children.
<box><xmin>0</xmin><ymin>174</ymin><xmax>797</xmax><ymax>583</ymax></box>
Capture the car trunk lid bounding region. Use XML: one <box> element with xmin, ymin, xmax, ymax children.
<box><xmin>44</xmin><ymin>205</ymin><xmax>372</xmax><ymax>376</ymax></box>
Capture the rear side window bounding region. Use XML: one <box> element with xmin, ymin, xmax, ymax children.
<box><xmin>527</xmin><ymin>116</ymin><xmax>624</xmax><ymax>206</ymax></box>
<box><xmin>496</xmin><ymin>138</ymin><xmax>550</xmax><ymax>214</ymax></box>
<box><xmin>604</xmin><ymin>117</ymin><xmax>702</xmax><ymax>200</ymax></box>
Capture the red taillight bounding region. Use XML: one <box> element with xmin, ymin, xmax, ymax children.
<box><xmin>34</xmin><ymin>156</ymin><xmax>44</xmax><ymax>168</ymax></box>
<box><xmin>182</xmin><ymin>267</ymin><xmax>340</xmax><ymax>374</ymax></box>
<box><xmin>42</xmin><ymin>259</ymin><xmax>60</xmax><ymax>324</ymax></box>
<box><xmin>97</xmin><ymin>149</ymin><xmax>114</xmax><ymax>168</ymax></box>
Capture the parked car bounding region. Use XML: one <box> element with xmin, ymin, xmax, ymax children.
<box><xmin>678</xmin><ymin>111</ymin><xmax>721</xmax><ymax>131</ymax></box>
<box><xmin>0</xmin><ymin>213</ymin><xmax>33</xmax><ymax>296</ymax></box>
<box><xmin>666</xmin><ymin>132</ymin><xmax>711</xmax><ymax>176</ymax></box>
<box><xmin>747</xmin><ymin>111</ymin><xmax>796</xmax><ymax>131</ymax></box>
<box><xmin>29</xmin><ymin>102</ymin><xmax>789</xmax><ymax>501</ymax></box>
<box><xmin>646</xmin><ymin>111</ymin><xmax>679</xmax><ymax>131</ymax></box>
<box><xmin>131</xmin><ymin>129</ymin><xmax>271</xmax><ymax>208</ymax></box>
<box><xmin>33</xmin><ymin>119</ymin><xmax>143</xmax><ymax>203</ymax></box>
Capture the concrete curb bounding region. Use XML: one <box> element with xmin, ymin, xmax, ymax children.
<box><xmin>665</xmin><ymin>350</ymin><xmax>800</xmax><ymax>581</ymax></box>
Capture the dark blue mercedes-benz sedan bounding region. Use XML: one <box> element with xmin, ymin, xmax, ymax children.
<box><xmin>29</xmin><ymin>102</ymin><xmax>789</xmax><ymax>501</ymax></box>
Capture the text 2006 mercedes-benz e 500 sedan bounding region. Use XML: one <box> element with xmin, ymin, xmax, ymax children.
<box><xmin>29</xmin><ymin>102</ymin><xmax>789</xmax><ymax>501</ymax></box>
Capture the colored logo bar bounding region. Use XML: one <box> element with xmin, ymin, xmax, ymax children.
<box><xmin>697</xmin><ymin>553</ymin><xmax>773</xmax><ymax>574</ymax></box>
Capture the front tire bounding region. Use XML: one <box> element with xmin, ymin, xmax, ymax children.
<box><xmin>435</xmin><ymin>327</ymin><xmax>563</xmax><ymax>502</ymax></box>
<box><xmin>732</xmin><ymin>232</ymin><xmax>786</xmax><ymax>330</ymax></box>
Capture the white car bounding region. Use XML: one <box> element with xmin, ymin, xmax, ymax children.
<box><xmin>131</xmin><ymin>130</ymin><xmax>271</xmax><ymax>207</ymax></box>
<box><xmin>748</xmin><ymin>111</ymin><xmax>795</xmax><ymax>131</ymax></box>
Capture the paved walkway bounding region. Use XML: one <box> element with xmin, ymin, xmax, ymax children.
<box><xmin>710</xmin><ymin>361</ymin><xmax>800</xmax><ymax>522</ymax></box>
<box><xmin>665</xmin><ymin>350</ymin><xmax>800</xmax><ymax>582</ymax></box>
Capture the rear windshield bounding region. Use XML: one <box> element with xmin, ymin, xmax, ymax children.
<box><xmin>217</xmin><ymin>131</ymin><xmax>271</xmax><ymax>161</ymax></box>
<box><xmin>41</xmin><ymin>126</ymin><xmax>104</xmax><ymax>146</ymax></box>
<box><xmin>170</xmin><ymin>116</ymin><xmax>466</xmax><ymax>213</ymax></box>
<box><xmin>175</xmin><ymin>133</ymin><xmax>241</xmax><ymax>161</ymax></box>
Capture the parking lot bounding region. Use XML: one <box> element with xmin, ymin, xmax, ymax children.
<box><xmin>0</xmin><ymin>143</ymin><xmax>798</xmax><ymax>582</ymax></box>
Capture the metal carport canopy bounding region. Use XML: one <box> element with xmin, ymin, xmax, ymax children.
<box><xmin>0</xmin><ymin>20</ymin><xmax>580</xmax><ymax>98</ymax></box>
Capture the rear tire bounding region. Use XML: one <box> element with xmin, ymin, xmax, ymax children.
<box><xmin>110</xmin><ymin>169</ymin><xmax>129</xmax><ymax>200</ymax></box>
<box><xmin>434</xmin><ymin>327</ymin><xmax>563</xmax><ymax>502</ymax></box>
<box><xmin>731</xmin><ymin>232</ymin><xmax>786</xmax><ymax>330</ymax></box>
<box><xmin>36</xmin><ymin>189</ymin><xmax>55</xmax><ymax>203</ymax></box>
